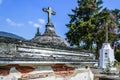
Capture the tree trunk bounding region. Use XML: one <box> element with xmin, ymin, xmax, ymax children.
<box><xmin>96</xmin><ymin>43</ymin><xmax>102</xmax><ymax>59</ymax></box>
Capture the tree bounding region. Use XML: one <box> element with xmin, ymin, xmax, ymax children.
<box><xmin>111</xmin><ymin>9</ymin><xmax>120</xmax><ymax>26</ymax></box>
<box><xmin>66</xmin><ymin>0</ymin><xmax>120</xmax><ymax>59</ymax></box>
<box><xmin>115</xmin><ymin>44</ymin><xmax>120</xmax><ymax>62</ymax></box>
<box><xmin>35</xmin><ymin>27</ymin><xmax>41</xmax><ymax>37</ymax></box>
<box><xmin>93</xmin><ymin>8</ymin><xmax>120</xmax><ymax>58</ymax></box>
<box><xmin>66</xmin><ymin>0</ymin><xmax>102</xmax><ymax>47</ymax></box>
<box><xmin>111</xmin><ymin>9</ymin><xmax>120</xmax><ymax>62</ymax></box>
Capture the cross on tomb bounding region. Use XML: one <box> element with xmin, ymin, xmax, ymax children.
<box><xmin>43</xmin><ymin>7</ymin><xmax>56</xmax><ymax>25</ymax></box>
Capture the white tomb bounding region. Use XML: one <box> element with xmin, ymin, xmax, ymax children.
<box><xmin>99</xmin><ymin>43</ymin><xmax>115</xmax><ymax>68</ymax></box>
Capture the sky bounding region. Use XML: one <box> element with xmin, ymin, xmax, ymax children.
<box><xmin>0</xmin><ymin>0</ymin><xmax>120</xmax><ymax>40</ymax></box>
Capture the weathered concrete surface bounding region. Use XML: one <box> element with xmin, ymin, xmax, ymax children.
<box><xmin>0</xmin><ymin>64</ymin><xmax>94</xmax><ymax>80</ymax></box>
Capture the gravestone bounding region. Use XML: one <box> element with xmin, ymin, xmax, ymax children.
<box><xmin>99</xmin><ymin>43</ymin><xmax>115</xmax><ymax>68</ymax></box>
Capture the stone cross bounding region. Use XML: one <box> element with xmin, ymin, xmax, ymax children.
<box><xmin>43</xmin><ymin>7</ymin><xmax>56</xmax><ymax>25</ymax></box>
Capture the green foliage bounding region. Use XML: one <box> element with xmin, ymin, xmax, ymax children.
<box><xmin>115</xmin><ymin>52</ymin><xmax>120</xmax><ymax>62</ymax></box>
<box><xmin>115</xmin><ymin>44</ymin><xmax>120</xmax><ymax>62</ymax></box>
<box><xmin>111</xmin><ymin>9</ymin><xmax>120</xmax><ymax>26</ymax></box>
<box><xmin>66</xmin><ymin>0</ymin><xmax>120</xmax><ymax>59</ymax></box>
<box><xmin>114</xmin><ymin>61</ymin><xmax>120</xmax><ymax>67</ymax></box>
<box><xmin>66</xmin><ymin>0</ymin><xmax>101</xmax><ymax>48</ymax></box>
